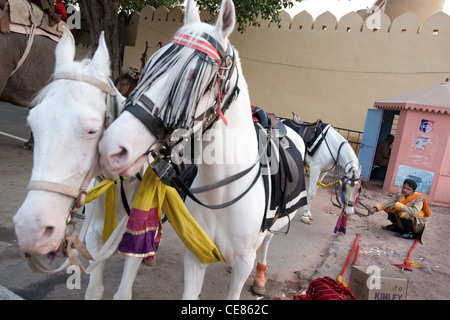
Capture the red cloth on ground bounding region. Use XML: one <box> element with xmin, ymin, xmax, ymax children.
<box><xmin>295</xmin><ymin>276</ymin><xmax>356</xmax><ymax>300</ymax></box>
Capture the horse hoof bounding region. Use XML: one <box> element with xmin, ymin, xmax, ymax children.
<box><xmin>142</xmin><ymin>258</ymin><xmax>157</xmax><ymax>267</ymax></box>
<box><xmin>252</xmin><ymin>281</ymin><xmax>265</xmax><ymax>296</ymax></box>
<box><xmin>301</xmin><ymin>216</ymin><xmax>312</xmax><ymax>224</ymax></box>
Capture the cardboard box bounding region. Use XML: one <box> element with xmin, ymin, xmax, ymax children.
<box><xmin>349</xmin><ymin>265</ymin><xmax>408</xmax><ymax>300</ymax></box>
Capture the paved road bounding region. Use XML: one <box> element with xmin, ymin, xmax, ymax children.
<box><xmin>0</xmin><ymin>102</ymin><xmax>30</xmax><ymax>143</ymax></box>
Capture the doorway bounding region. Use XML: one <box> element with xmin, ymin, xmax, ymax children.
<box><xmin>358</xmin><ymin>109</ymin><xmax>400</xmax><ymax>182</ymax></box>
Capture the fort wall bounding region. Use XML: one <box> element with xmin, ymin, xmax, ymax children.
<box><xmin>122</xmin><ymin>6</ymin><xmax>450</xmax><ymax>131</ymax></box>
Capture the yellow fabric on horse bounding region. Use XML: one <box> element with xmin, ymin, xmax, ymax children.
<box><xmin>85</xmin><ymin>168</ymin><xmax>226</xmax><ymax>264</ymax></box>
<box><xmin>85</xmin><ymin>178</ymin><xmax>117</xmax><ymax>242</ymax></box>
<box><xmin>136</xmin><ymin>167</ymin><xmax>226</xmax><ymax>264</ymax></box>
<box><xmin>304</xmin><ymin>164</ymin><xmax>342</xmax><ymax>188</ymax></box>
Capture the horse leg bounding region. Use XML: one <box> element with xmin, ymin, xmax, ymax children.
<box><xmin>113</xmin><ymin>256</ymin><xmax>142</xmax><ymax>300</ymax></box>
<box><xmin>251</xmin><ymin>232</ymin><xmax>273</xmax><ymax>295</ymax></box>
<box><xmin>302</xmin><ymin>170</ymin><xmax>328</xmax><ymax>224</ymax></box>
<box><xmin>228</xmin><ymin>251</ymin><xmax>257</xmax><ymax>300</ymax></box>
<box><xmin>182</xmin><ymin>248</ymin><xmax>208</xmax><ymax>300</ymax></box>
<box><xmin>84</xmin><ymin>229</ymin><xmax>106</xmax><ymax>300</ymax></box>
<box><xmin>302</xmin><ymin>168</ymin><xmax>320</xmax><ymax>224</ymax></box>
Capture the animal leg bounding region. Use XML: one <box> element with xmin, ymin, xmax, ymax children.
<box><xmin>182</xmin><ymin>248</ymin><xmax>208</xmax><ymax>300</ymax></box>
<box><xmin>303</xmin><ymin>168</ymin><xmax>329</xmax><ymax>223</ymax></box>
<box><xmin>227</xmin><ymin>252</ymin><xmax>257</xmax><ymax>300</ymax></box>
<box><xmin>252</xmin><ymin>232</ymin><xmax>273</xmax><ymax>295</ymax></box>
<box><xmin>84</xmin><ymin>230</ymin><xmax>106</xmax><ymax>300</ymax></box>
<box><xmin>114</xmin><ymin>256</ymin><xmax>142</xmax><ymax>300</ymax></box>
<box><xmin>302</xmin><ymin>168</ymin><xmax>321</xmax><ymax>224</ymax></box>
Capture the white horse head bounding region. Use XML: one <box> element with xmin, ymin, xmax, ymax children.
<box><xmin>99</xmin><ymin>0</ymin><xmax>237</xmax><ymax>175</ymax></box>
<box><xmin>14</xmin><ymin>28</ymin><xmax>122</xmax><ymax>255</ymax></box>
<box><xmin>339</xmin><ymin>159</ymin><xmax>362</xmax><ymax>215</ymax></box>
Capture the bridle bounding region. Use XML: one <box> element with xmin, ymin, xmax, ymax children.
<box><xmin>339</xmin><ymin>170</ymin><xmax>362</xmax><ymax>208</ymax></box>
<box><xmin>24</xmin><ymin>72</ymin><xmax>123</xmax><ymax>274</ymax></box>
<box><xmin>125</xmin><ymin>31</ymin><xmax>239</xmax><ymax>152</ymax></box>
<box><xmin>329</xmin><ymin>141</ymin><xmax>362</xmax><ymax>214</ymax></box>
<box><xmin>121</xmin><ymin>31</ymin><xmax>264</xmax><ymax>211</ymax></box>
<box><xmin>26</xmin><ymin>72</ymin><xmax>117</xmax><ymax>219</ymax></box>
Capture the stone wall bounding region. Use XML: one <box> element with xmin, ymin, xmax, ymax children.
<box><xmin>122</xmin><ymin>6</ymin><xmax>450</xmax><ymax>131</ymax></box>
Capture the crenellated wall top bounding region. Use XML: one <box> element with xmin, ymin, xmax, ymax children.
<box><xmin>131</xmin><ymin>5</ymin><xmax>450</xmax><ymax>36</ymax></box>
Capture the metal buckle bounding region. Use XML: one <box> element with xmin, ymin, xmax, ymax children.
<box><xmin>151</xmin><ymin>153</ymin><xmax>176</xmax><ymax>186</ymax></box>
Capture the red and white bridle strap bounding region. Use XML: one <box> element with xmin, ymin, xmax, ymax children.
<box><xmin>172</xmin><ymin>32</ymin><xmax>222</xmax><ymax>64</ymax></box>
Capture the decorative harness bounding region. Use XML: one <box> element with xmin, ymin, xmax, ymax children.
<box><xmin>123</xmin><ymin>31</ymin><xmax>268</xmax><ymax>211</ymax></box>
<box><xmin>125</xmin><ymin>32</ymin><xmax>239</xmax><ymax>147</ymax></box>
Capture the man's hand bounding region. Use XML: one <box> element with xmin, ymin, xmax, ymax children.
<box><xmin>395</xmin><ymin>202</ymin><xmax>405</xmax><ymax>210</ymax></box>
<box><xmin>367</xmin><ymin>206</ymin><xmax>377</xmax><ymax>215</ymax></box>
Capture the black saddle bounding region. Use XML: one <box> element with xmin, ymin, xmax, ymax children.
<box><xmin>283</xmin><ymin>115</ymin><xmax>331</xmax><ymax>157</ymax></box>
<box><xmin>252</xmin><ymin>106</ymin><xmax>307</xmax><ymax>231</ymax></box>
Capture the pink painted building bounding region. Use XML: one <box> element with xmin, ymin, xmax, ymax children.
<box><xmin>374</xmin><ymin>81</ymin><xmax>450</xmax><ymax>207</ymax></box>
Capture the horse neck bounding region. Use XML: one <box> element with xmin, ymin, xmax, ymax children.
<box><xmin>330</xmin><ymin>130</ymin><xmax>358</xmax><ymax>170</ymax></box>
<box><xmin>196</xmin><ymin>75</ymin><xmax>258</xmax><ymax>185</ymax></box>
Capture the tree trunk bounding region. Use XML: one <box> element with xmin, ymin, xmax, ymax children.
<box><xmin>78</xmin><ymin>0</ymin><xmax>121</xmax><ymax>80</ymax></box>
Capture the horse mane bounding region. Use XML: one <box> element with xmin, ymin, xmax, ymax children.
<box><xmin>126</xmin><ymin>23</ymin><xmax>223</xmax><ymax>130</ymax></box>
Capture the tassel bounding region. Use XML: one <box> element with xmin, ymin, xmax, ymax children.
<box><xmin>334</xmin><ymin>213</ymin><xmax>347</xmax><ymax>234</ymax></box>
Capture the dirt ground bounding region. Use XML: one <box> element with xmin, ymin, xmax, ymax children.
<box><xmin>1</xmin><ymin>101</ymin><xmax>449</xmax><ymax>301</ymax></box>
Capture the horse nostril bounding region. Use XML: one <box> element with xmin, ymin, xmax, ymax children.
<box><xmin>111</xmin><ymin>147</ymin><xmax>129</xmax><ymax>165</ymax></box>
<box><xmin>43</xmin><ymin>226</ymin><xmax>55</xmax><ymax>239</ymax></box>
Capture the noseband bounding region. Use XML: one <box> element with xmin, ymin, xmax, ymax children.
<box><xmin>26</xmin><ymin>72</ymin><xmax>117</xmax><ymax>214</ymax></box>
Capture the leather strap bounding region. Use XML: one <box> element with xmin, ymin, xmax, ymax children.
<box><xmin>10</xmin><ymin>0</ymin><xmax>36</xmax><ymax>77</ymax></box>
<box><xmin>27</xmin><ymin>180</ymin><xmax>81</xmax><ymax>199</ymax></box>
<box><xmin>53</xmin><ymin>72</ymin><xmax>117</xmax><ymax>96</ymax></box>
<box><xmin>125</xmin><ymin>104</ymin><xmax>168</xmax><ymax>141</ymax></box>
<box><xmin>27</xmin><ymin>180</ymin><xmax>87</xmax><ymax>209</ymax></box>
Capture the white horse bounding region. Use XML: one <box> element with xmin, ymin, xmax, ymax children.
<box><xmin>283</xmin><ymin>118</ymin><xmax>362</xmax><ymax>224</ymax></box>
<box><xmin>13</xmin><ymin>28</ymin><xmax>144</xmax><ymax>300</ymax></box>
<box><xmin>98</xmin><ymin>0</ymin><xmax>309</xmax><ymax>300</ymax></box>
<box><xmin>250</xmin><ymin>118</ymin><xmax>363</xmax><ymax>294</ymax></box>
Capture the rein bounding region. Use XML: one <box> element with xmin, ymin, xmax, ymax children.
<box><xmin>25</xmin><ymin>72</ymin><xmax>121</xmax><ymax>274</ymax></box>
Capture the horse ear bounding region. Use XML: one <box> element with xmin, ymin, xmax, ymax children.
<box><xmin>215</xmin><ymin>0</ymin><xmax>235</xmax><ymax>41</ymax></box>
<box><xmin>54</xmin><ymin>26</ymin><xmax>75</xmax><ymax>71</ymax></box>
<box><xmin>89</xmin><ymin>31</ymin><xmax>111</xmax><ymax>77</ymax></box>
<box><xmin>184</xmin><ymin>0</ymin><xmax>201</xmax><ymax>25</ymax></box>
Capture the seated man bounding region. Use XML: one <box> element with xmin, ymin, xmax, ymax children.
<box><xmin>368</xmin><ymin>179</ymin><xmax>430</xmax><ymax>242</ymax></box>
